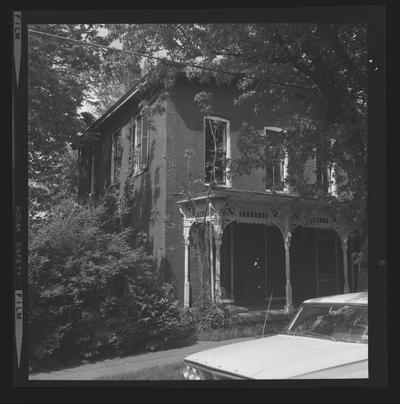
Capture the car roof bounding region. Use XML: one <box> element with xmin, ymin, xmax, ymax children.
<box><xmin>302</xmin><ymin>292</ymin><xmax>368</xmax><ymax>305</ymax></box>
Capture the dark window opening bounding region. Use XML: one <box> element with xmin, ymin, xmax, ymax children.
<box><xmin>112</xmin><ymin>130</ymin><xmax>122</xmax><ymax>184</ymax></box>
<box><xmin>265</xmin><ymin>145</ymin><xmax>284</xmax><ymax>191</ymax></box>
<box><xmin>316</xmin><ymin>158</ymin><xmax>330</xmax><ymax>193</ymax></box>
<box><xmin>134</xmin><ymin>114</ymin><xmax>149</xmax><ymax>173</ymax></box>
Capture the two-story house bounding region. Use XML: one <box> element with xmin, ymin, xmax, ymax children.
<box><xmin>75</xmin><ymin>67</ymin><xmax>358</xmax><ymax>313</ymax></box>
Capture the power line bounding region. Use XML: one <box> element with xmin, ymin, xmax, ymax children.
<box><xmin>28</xmin><ymin>28</ymin><xmax>317</xmax><ymax>93</ymax></box>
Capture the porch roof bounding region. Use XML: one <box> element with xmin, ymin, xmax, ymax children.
<box><xmin>177</xmin><ymin>187</ymin><xmax>329</xmax><ymax>209</ymax></box>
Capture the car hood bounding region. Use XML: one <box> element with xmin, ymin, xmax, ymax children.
<box><xmin>185</xmin><ymin>334</ymin><xmax>368</xmax><ymax>379</ymax></box>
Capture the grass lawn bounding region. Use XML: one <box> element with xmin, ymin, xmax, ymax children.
<box><xmin>97</xmin><ymin>318</ymin><xmax>291</xmax><ymax>381</ymax></box>
<box><xmin>195</xmin><ymin>317</ymin><xmax>291</xmax><ymax>341</ymax></box>
<box><xmin>97</xmin><ymin>362</ymin><xmax>184</xmax><ymax>380</ymax></box>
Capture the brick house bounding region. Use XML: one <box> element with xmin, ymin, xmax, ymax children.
<box><xmin>75</xmin><ymin>68</ymin><xmax>359</xmax><ymax>313</ymax></box>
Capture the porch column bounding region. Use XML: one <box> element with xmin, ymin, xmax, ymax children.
<box><xmin>214</xmin><ymin>229</ymin><xmax>223</xmax><ymax>301</ymax></box>
<box><xmin>209</xmin><ymin>223</ymin><xmax>215</xmax><ymax>300</ymax></box>
<box><xmin>230</xmin><ymin>222</ymin><xmax>235</xmax><ymax>301</ymax></box>
<box><xmin>284</xmin><ymin>231</ymin><xmax>293</xmax><ymax>314</ymax></box>
<box><xmin>340</xmin><ymin>234</ymin><xmax>350</xmax><ymax>293</ymax></box>
<box><xmin>183</xmin><ymin>226</ymin><xmax>190</xmax><ymax>308</ymax></box>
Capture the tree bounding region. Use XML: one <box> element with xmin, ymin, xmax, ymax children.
<box><xmin>28</xmin><ymin>24</ymin><xmax>141</xmax><ymax>222</ymax></box>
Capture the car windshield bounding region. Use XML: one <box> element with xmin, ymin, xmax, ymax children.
<box><xmin>285</xmin><ymin>303</ymin><xmax>368</xmax><ymax>343</ymax></box>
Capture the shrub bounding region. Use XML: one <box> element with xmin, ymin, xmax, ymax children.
<box><xmin>181</xmin><ymin>298</ymin><xmax>233</xmax><ymax>333</ymax></box>
<box><xmin>28</xmin><ymin>198</ymin><xmax>191</xmax><ymax>371</ymax></box>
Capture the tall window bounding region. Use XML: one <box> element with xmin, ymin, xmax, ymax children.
<box><xmin>264</xmin><ymin>127</ymin><xmax>286</xmax><ymax>191</ymax></box>
<box><xmin>134</xmin><ymin>114</ymin><xmax>149</xmax><ymax>174</ymax></box>
<box><xmin>316</xmin><ymin>159</ymin><xmax>331</xmax><ymax>193</ymax></box>
<box><xmin>90</xmin><ymin>147</ymin><xmax>95</xmax><ymax>195</ymax></box>
<box><xmin>315</xmin><ymin>141</ymin><xmax>331</xmax><ymax>193</ymax></box>
<box><xmin>204</xmin><ymin>116</ymin><xmax>230</xmax><ymax>185</ymax></box>
<box><xmin>265</xmin><ymin>146</ymin><xmax>285</xmax><ymax>190</ymax></box>
<box><xmin>110</xmin><ymin>130</ymin><xmax>122</xmax><ymax>185</ymax></box>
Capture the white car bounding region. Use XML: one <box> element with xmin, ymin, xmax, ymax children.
<box><xmin>183</xmin><ymin>292</ymin><xmax>368</xmax><ymax>380</ymax></box>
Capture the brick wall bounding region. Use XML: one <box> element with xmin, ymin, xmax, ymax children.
<box><xmin>121</xmin><ymin>103</ymin><xmax>168</xmax><ymax>275</ymax></box>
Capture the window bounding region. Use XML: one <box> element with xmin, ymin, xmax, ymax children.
<box><xmin>264</xmin><ymin>127</ymin><xmax>286</xmax><ymax>191</ymax></box>
<box><xmin>110</xmin><ymin>130</ymin><xmax>122</xmax><ymax>185</ymax></box>
<box><xmin>316</xmin><ymin>157</ymin><xmax>330</xmax><ymax>193</ymax></box>
<box><xmin>90</xmin><ymin>148</ymin><xmax>95</xmax><ymax>195</ymax></box>
<box><xmin>204</xmin><ymin>117</ymin><xmax>231</xmax><ymax>185</ymax></box>
<box><xmin>133</xmin><ymin>114</ymin><xmax>149</xmax><ymax>174</ymax></box>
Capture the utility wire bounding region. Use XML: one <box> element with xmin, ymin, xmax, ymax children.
<box><xmin>28</xmin><ymin>28</ymin><xmax>317</xmax><ymax>93</ymax></box>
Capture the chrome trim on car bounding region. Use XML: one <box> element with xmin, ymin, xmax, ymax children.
<box><xmin>184</xmin><ymin>360</ymin><xmax>249</xmax><ymax>380</ymax></box>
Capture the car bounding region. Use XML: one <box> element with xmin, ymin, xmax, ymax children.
<box><xmin>183</xmin><ymin>292</ymin><xmax>368</xmax><ymax>380</ymax></box>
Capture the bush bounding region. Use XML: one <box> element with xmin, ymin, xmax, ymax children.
<box><xmin>181</xmin><ymin>298</ymin><xmax>233</xmax><ymax>333</ymax></box>
<box><xmin>28</xmin><ymin>198</ymin><xmax>191</xmax><ymax>371</ymax></box>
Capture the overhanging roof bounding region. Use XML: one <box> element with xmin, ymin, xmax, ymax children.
<box><xmin>176</xmin><ymin>187</ymin><xmax>327</xmax><ymax>208</ymax></box>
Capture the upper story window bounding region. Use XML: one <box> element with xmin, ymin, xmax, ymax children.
<box><xmin>265</xmin><ymin>145</ymin><xmax>285</xmax><ymax>191</ymax></box>
<box><xmin>204</xmin><ymin>116</ymin><xmax>231</xmax><ymax>186</ymax></box>
<box><xmin>316</xmin><ymin>160</ymin><xmax>337</xmax><ymax>195</ymax></box>
<box><xmin>264</xmin><ymin>127</ymin><xmax>287</xmax><ymax>192</ymax></box>
<box><xmin>315</xmin><ymin>140</ymin><xmax>333</xmax><ymax>194</ymax></box>
<box><xmin>132</xmin><ymin>114</ymin><xmax>149</xmax><ymax>175</ymax></box>
<box><xmin>90</xmin><ymin>147</ymin><xmax>95</xmax><ymax>195</ymax></box>
<box><xmin>110</xmin><ymin>129</ymin><xmax>122</xmax><ymax>185</ymax></box>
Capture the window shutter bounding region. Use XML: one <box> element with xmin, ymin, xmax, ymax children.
<box><xmin>141</xmin><ymin>117</ymin><xmax>149</xmax><ymax>169</ymax></box>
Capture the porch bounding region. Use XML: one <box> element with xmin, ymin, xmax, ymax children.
<box><xmin>177</xmin><ymin>188</ymin><xmax>354</xmax><ymax>314</ymax></box>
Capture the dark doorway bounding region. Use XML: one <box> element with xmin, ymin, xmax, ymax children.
<box><xmin>291</xmin><ymin>227</ymin><xmax>341</xmax><ymax>305</ymax></box>
<box><xmin>235</xmin><ymin>224</ymin><xmax>266</xmax><ymax>305</ymax></box>
<box><xmin>316</xmin><ymin>229</ymin><xmax>339</xmax><ymax>296</ymax></box>
<box><xmin>265</xmin><ymin>225</ymin><xmax>286</xmax><ymax>300</ymax></box>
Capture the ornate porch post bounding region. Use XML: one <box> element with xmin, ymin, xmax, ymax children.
<box><xmin>214</xmin><ymin>225</ymin><xmax>223</xmax><ymax>301</ymax></box>
<box><xmin>271</xmin><ymin>206</ymin><xmax>294</xmax><ymax>314</ymax></box>
<box><xmin>183</xmin><ymin>225</ymin><xmax>191</xmax><ymax>308</ymax></box>
<box><xmin>209</xmin><ymin>198</ymin><xmax>226</xmax><ymax>302</ymax></box>
<box><xmin>284</xmin><ymin>230</ymin><xmax>293</xmax><ymax>314</ymax></box>
<box><xmin>340</xmin><ymin>234</ymin><xmax>350</xmax><ymax>293</ymax></box>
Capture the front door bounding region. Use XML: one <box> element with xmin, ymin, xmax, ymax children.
<box><xmin>235</xmin><ymin>224</ymin><xmax>266</xmax><ymax>305</ymax></box>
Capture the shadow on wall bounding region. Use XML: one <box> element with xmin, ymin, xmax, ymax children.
<box><xmin>158</xmin><ymin>256</ymin><xmax>177</xmax><ymax>291</ymax></box>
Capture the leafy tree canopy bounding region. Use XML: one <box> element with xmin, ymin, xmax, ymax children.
<box><xmin>107</xmin><ymin>23</ymin><xmax>367</xmax><ymax>238</ymax></box>
<box><xmin>28</xmin><ymin>24</ymin><xmax>141</xmax><ymax>221</ymax></box>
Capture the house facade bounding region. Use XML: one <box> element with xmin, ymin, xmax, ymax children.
<box><xmin>75</xmin><ymin>70</ymin><xmax>358</xmax><ymax>313</ymax></box>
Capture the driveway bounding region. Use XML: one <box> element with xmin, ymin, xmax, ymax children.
<box><xmin>29</xmin><ymin>337</ymin><xmax>252</xmax><ymax>381</ymax></box>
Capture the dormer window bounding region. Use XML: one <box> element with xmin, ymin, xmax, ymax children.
<box><xmin>204</xmin><ymin>116</ymin><xmax>231</xmax><ymax>186</ymax></box>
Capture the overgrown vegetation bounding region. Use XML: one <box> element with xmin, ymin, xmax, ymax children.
<box><xmin>181</xmin><ymin>299</ymin><xmax>233</xmax><ymax>333</ymax></box>
<box><xmin>28</xmin><ymin>197</ymin><xmax>192</xmax><ymax>372</ymax></box>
